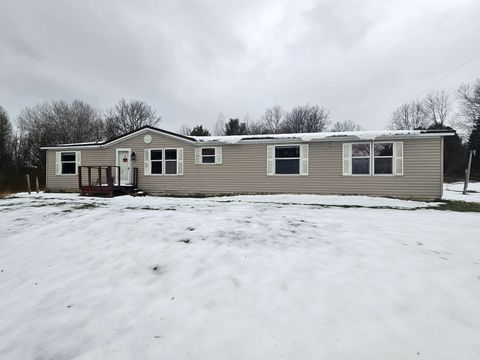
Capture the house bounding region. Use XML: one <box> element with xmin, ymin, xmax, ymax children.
<box><xmin>41</xmin><ymin>126</ymin><xmax>454</xmax><ymax>199</ymax></box>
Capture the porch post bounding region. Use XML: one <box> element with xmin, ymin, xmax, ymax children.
<box><xmin>78</xmin><ymin>166</ymin><xmax>82</xmax><ymax>190</ymax></box>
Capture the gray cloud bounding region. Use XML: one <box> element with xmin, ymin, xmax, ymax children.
<box><xmin>1</xmin><ymin>0</ymin><xmax>479</xmax><ymax>132</ymax></box>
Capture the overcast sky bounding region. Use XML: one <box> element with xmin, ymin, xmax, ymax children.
<box><xmin>1</xmin><ymin>0</ymin><xmax>479</xmax><ymax>132</ymax></box>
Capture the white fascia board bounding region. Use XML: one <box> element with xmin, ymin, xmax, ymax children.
<box><xmin>101</xmin><ymin>128</ymin><xmax>196</xmax><ymax>148</ymax></box>
<box><xmin>41</xmin><ymin>127</ymin><xmax>197</xmax><ymax>150</ymax></box>
<box><xmin>193</xmin><ymin>132</ymin><xmax>455</xmax><ymax>146</ymax></box>
<box><xmin>41</xmin><ymin>145</ymin><xmax>102</xmax><ymax>150</ymax></box>
<box><xmin>41</xmin><ymin>130</ymin><xmax>455</xmax><ymax>149</ymax></box>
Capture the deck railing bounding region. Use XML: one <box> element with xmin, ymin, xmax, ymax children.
<box><xmin>78</xmin><ymin>166</ymin><xmax>138</xmax><ymax>196</ymax></box>
<box><xmin>132</xmin><ymin>167</ymin><xmax>139</xmax><ymax>188</ymax></box>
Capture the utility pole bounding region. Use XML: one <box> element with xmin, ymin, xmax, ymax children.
<box><xmin>463</xmin><ymin>150</ymin><xmax>476</xmax><ymax>194</ymax></box>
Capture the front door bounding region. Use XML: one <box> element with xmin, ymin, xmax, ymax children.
<box><xmin>116</xmin><ymin>149</ymin><xmax>131</xmax><ymax>185</ymax></box>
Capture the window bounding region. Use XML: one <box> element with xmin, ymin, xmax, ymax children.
<box><xmin>275</xmin><ymin>146</ymin><xmax>300</xmax><ymax>174</ymax></box>
<box><xmin>351</xmin><ymin>143</ymin><xmax>370</xmax><ymax>175</ymax></box>
<box><xmin>342</xmin><ymin>141</ymin><xmax>403</xmax><ymax>176</ymax></box>
<box><xmin>267</xmin><ymin>145</ymin><xmax>308</xmax><ymax>176</ymax></box>
<box><xmin>165</xmin><ymin>149</ymin><xmax>177</xmax><ymax>175</ymax></box>
<box><xmin>201</xmin><ymin>148</ymin><xmax>216</xmax><ymax>164</ymax></box>
<box><xmin>61</xmin><ymin>152</ymin><xmax>76</xmax><ymax>174</ymax></box>
<box><xmin>56</xmin><ymin>151</ymin><xmax>80</xmax><ymax>175</ymax></box>
<box><xmin>145</xmin><ymin>148</ymin><xmax>183</xmax><ymax>176</ymax></box>
<box><xmin>151</xmin><ymin>150</ymin><xmax>163</xmax><ymax>174</ymax></box>
<box><xmin>374</xmin><ymin>143</ymin><xmax>393</xmax><ymax>175</ymax></box>
<box><xmin>195</xmin><ymin>147</ymin><xmax>222</xmax><ymax>165</ymax></box>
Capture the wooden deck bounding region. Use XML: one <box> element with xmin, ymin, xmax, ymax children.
<box><xmin>78</xmin><ymin>166</ymin><xmax>139</xmax><ymax>197</ymax></box>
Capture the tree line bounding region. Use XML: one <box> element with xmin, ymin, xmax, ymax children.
<box><xmin>181</xmin><ymin>80</ymin><xmax>480</xmax><ymax>180</ymax></box>
<box><xmin>1</xmin><ymin>78</ymin><xmax>479</xmax><ymax>191</ymax></box>
<box><xmin>0</xmin><ymin>99</ymin><xmax>160</xmax><ymax>191</ymax></box>
<box><xmin>181</xmin><ymin>104</ymin><xmax>361</xmax><ymax>137</ymax></box>
<box><xmin>386</xmin><ymin>81</ymin><xmax>480</xmax><ymax>180</ymax></box>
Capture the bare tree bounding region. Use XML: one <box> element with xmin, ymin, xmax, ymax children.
<box><xmin>245</xmin><ymin>119</ymin><xmax>266</xmax><ymax>135</ymax></box>
<box><xmin>67</xmin><ymin>100</ymin><xmax>104</xmax><ymax>142</ymax></box>
<box><xmin>213</xmin><ymin>112</ymin><xmax>226</xmax><ymax>135</ymax></box>
<box><xmin>261</xmin><ymin>105</ymin><xmax>284</xmax><ymax>134</ymax></box>
<box><xmin>179</xmin><ymin>125</ymin><xmax>191</xmax><ymax>136</ymax></box>
<box><xmin>282</xmin><ymin>106</ymin><xmax>309</xmax><ymax>133</ymax></box>
<box><xmin>425</xmin><ymin>90</ymin><xmax>451</xmax><ymax>126</ymax></box>
<box><xmin>306</xmin><ymin>106</ymin><xmax>330</xmax><ymax>132</ymax></box>
<box><xmin>330</xmin><ymin>120</ymin><xmax>363</xmax><ymax>132</ymax></box>
<box><xmin>242</xmin><ymin>113</ymin><xmax>266</xmax><ymax>135</ymax></box>
<box><xmin>457</xmin><ymin>80</ymin><xmax>480</xmax><ymax>134</ymax></box>
<box><xmin>389</xmin><ymin>100</ymin><xmax>429</xmax><ymax>130</ymax></box>
<box><xmin>18</xmin><ymin>100</ymin><xmax>103</xmax><ymax>168</ymax></box>
<box><xmin>281</xmin><ymin>104</ymin><xmax>329</xmax><ymax>133</ymax></box>
<box><xmin>104</xmin><ymin>99</ymin><xmax>161</xmax><ymax>139</ymax></box>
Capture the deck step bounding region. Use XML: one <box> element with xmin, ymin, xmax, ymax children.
<box><xmin>130</xmin><ymin>189</ymin><xmax>146</xmax><ymax>197</ymax></box>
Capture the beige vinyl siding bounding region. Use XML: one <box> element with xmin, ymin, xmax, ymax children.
<box><xmin>45</xmin><ymin>130</ymin><xmax>443</xmax><ymax>199</ymax></box>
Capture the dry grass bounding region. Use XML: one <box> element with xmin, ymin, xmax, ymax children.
<box><xmin>0</xmin><ymin>191</ymin><xmax>15</xmax><ymax>199</ymax></box>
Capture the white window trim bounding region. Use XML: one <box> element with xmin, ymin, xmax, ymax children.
<box><xmin>196</xmin><ymin>147</ymin><xmax>222</xmax><ymax>165</ymax></box>
<box><xmin>164</xmin><ymin>148</ymin><xmax>180</xmax><ymax>176</ymax></box>
<box><xmin>148</xmin><ymin>148</ymin><xmax>165</xmax><ymax>176</ymax></box>
<box><xmin>372</xmin><ymin>142</ymin><xmax>394</xmax><ymax>176</ymax></box>
<box><xmin>350</xmin><ymin>142</ymin><xmax>371</xmax><ymax>176</ymax></box>
<box><xmin>57</xmin><ymin>151</ymin><xmax>80</xmax><ymax>176</ymax></box>
<box><xmin>343</xmin><ymin>141</ymin><xmax>404</xmax><ymax>177</ymax></box>
<box><xmin>272</xmin><ymin>144</ymin><xmax>302</xmax><ymax>176</ymax></box>
<box><xmin>146</xmin><ymin>148</ymin><xmax>183</xmax><ymax>176</ymax></box>
<box><xmin>200</xmin><ymin>147</ymin><xmax>216</xmax><ymax>165</ymax></box>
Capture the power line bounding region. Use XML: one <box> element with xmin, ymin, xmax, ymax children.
<box><xmin>414</xmin><ymin>49</ymin><xmax>480</xmax><ymax>99</ymax></box>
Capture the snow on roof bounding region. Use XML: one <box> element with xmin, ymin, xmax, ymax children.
<box><xmin>192</xmin><ymin>129</ymin><xmax>448</xmax><ymax>144</ymax></box>
<box><xmin>42</xmin><ymin>127</ymin><xmax>454</xmax><ymax>148</ymax></box>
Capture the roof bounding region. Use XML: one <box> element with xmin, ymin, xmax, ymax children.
<box><xmin>193</xmin><ymin>129</ymin><xmax>455</xmax><ymax>144</ymax></box>
<box><xmin>41</xmin><ymin>125</ymin><xmax>196</xmax><ymax>149</ymax></box>
<box><xmin>41</xmin><ymin>126</ymin><xmax>455</xmax><ymax>149</ymax></box>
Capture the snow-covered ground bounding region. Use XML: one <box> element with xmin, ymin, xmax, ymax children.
<box><xmin>214</xmin><ymin>194</ymin><xmax>439</xmax><ymax>209</ymax></box>
<box><xmin>444</xmin><ymin>181</ymin><xmax>480</xmax><ymax>202</ymax></box>
<box><xmin>1</xmin><ymin>188</ymin><xmax>479</xmax><ymax>360</ymax></box>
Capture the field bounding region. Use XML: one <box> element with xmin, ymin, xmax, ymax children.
<box><xmin>1</xmin><ymin>183</ymin><xmax>479</xmax><ymax>359</ymax></box>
